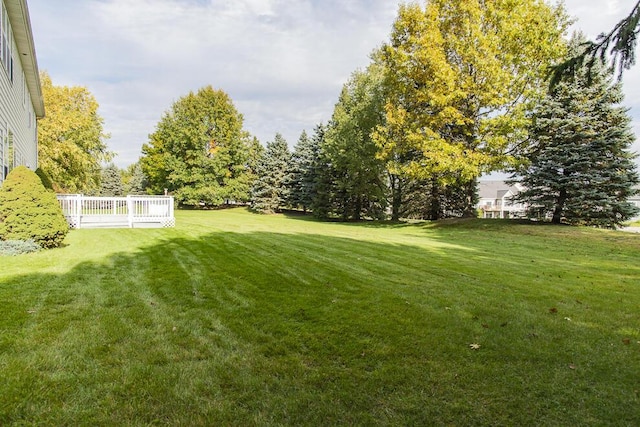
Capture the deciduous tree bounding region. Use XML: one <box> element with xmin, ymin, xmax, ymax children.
<box><xmin>141</xmin><ymin>86</ymin><xmax>258</xmax><ymax>206</ymax></box>
<box><xmin>38</xmin><ymin>72</ymin><xmax>112</xmax><ymax>193</ymax></box>
<box><xmin>323</xmin><ymin>65</ymin><xmax>387</xmax><ymax>220</ymax></box>
<box><xmin>374</xmin><ymin>0</ymin><xmax>569</xmax><ymax>218</ymax></box>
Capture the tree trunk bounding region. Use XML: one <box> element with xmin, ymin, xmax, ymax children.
<box><xmin>462</xmin><ymin>178</ymin><xmax>478</xmax><ymax>218</ymax></box>
<box><xmin>390</xmin><ymin>174</ymin><xmax>402</xmax><ymax>221</ymax></box>
<box><xmin>429</xmin><ymin>178</ymin><xmax>441</xmax><ymax>220</ymax></box>
<box><xmin>354</xmin><ymin>195</ymin><xmax>362</xmax><ymax>221</ymax></box>
<box><xmin>552</xmin><ymin>189</ymin><xmax>567</xmax><ymax>224</ymax></box>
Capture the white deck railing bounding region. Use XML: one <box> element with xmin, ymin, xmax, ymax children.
<box><xmin>57</xmin><ymin>195</ymin><xmax>175</xmax><ymax>229</ymax></box>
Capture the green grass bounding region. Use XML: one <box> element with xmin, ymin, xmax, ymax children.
<box><xmin>1</xmin><ymin>208</ymin><xmax>639</xmax><ymax>425</ymax></box>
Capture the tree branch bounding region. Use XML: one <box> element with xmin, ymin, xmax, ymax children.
<box><xmin>549</xmin><ymin>0</ymin><xmax>640</xmax><ymax>87</ymax></box>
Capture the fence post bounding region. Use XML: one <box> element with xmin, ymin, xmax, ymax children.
<box><xmin>127</xmin><ymin>195</ymin><xmax>134</xmax><ymax>228</ymax></box>
<box><xmin>75</xmin><ymin>194</ymin><xmax>82</xmax><ymax>229</ymax></box>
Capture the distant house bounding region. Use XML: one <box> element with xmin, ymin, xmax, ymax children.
<box><xmin>478</xmin><ymin>181</ymin><xmax>640</xmax><ymax>221</ymax></box>
<box><xmin>629</xmin><ymin>186</ymin><xmax>640</xmax><ymax>219</ymax></box>
<box><xmin>0</xmin><ymin>0</ymin><xmax>44</xmax><ymax>184</ymax></box>
<box><xmin>477</xmin><ymin>180</ymin><xmax>526</xmax><ymax>219</ymax></box>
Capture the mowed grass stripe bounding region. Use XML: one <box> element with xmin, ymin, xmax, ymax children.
<box><xmin>0</xmin><ymin>208</ymin><xmax>638</xmax><ymax>425</ymax></box>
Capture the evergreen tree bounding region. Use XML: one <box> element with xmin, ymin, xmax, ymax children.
<box><xmin>100</xmin><ymin>164</ymin><xmax>124</xmax><ymax>197</ymax></box>
<box><xmin>126</xmin><ymin>163</ymin><xmax>148</xmax><ymax>195</ymax></box>
<box><xmin>308</xmin><ymin>125</ymin><xmax>334</xmax><ymax>219</ymax></box>
<box><xmin>250</xmin><ymin>134</ymin><xmax>292</xmax><ymax>214</ymax></box>
<box><xmin>288</xmin><ymin>130</ymin><xmax>319</xmax><ymax>212</ymax></box>
<box><xmin>550</xmin><ymin>3</ymin><xmax>640</xmax><ymax>86</ymax></box>
<box><xmin>0</xmin><ymin>166</ymin><xmax>69</xmax><ymax>248</ymax></box>
<box><xmin>513</xmin><ymin>35</ymin><xmax>639</xmax><ymax>228</ymax></box>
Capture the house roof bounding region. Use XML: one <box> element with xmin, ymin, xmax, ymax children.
<box><xmin>5</xmin><ymin>0</ymin><xmax>44</xmax><ymax>118</ymax></box>
<box><xmin>478</xmin><ymin>180</ymin><xmax>521</xmax><ymax>200</ymax></box>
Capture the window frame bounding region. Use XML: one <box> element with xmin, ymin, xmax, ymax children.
<box><xmin>0</xmin><ymin>1</ymin><xmax>14</xmax><ymax>82</ymax></box>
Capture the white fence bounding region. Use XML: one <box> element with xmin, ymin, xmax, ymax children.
<box><xmin>57</xmin><ymin>195</ymin><xmax>175</xmax><ymax>229</ymax></box>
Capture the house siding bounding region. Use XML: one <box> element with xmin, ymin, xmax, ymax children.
<box><xmin>0</xmin><ymin>0</ymin><xmax>40</xmax><ymax>184</ymax></box>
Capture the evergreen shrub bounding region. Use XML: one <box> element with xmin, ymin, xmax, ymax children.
<box><xmin>0</xmin><ymin>239</ymin><xmax>41</xmax><ymax>256</ymax></box>
<box><xmin>0</xmin><ymin>166</ymin><xmax>69</xmax><ymax>248</ymax></box>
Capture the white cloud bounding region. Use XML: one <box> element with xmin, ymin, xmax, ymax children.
<box><xmin>27</xmin><ymin>0</ymin><xmax>640</xmax><ymax>166</ymax></box>
<box><xmin>28</xmin><ymin>0</ymin><xmax>396</xmax><ymax>165</ymax></box>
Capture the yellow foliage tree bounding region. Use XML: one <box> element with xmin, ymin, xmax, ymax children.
<box><xmin>374</xmin><ymin>0</ymin><xmax>570</xmax><ymax>216</ymax></box>
<box><xmin>38</xmin><ymin>72</ymin><xmax>112</xmax><ymax>193</ymax></box>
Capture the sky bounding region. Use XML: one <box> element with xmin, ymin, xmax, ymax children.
<box><xmin>26</xmin><ymin>0</ymin><xmax>640</xmax><ymax>168</ymax></box>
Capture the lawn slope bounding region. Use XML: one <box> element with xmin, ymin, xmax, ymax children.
<box><xmin>1</xmin><ymin>208</ymin><xmax>639</xmax><ymax>425</ymax></box>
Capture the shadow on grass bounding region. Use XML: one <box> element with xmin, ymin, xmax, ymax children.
<box><xmin>278</xmin><ymin>208</ymin><xmax>578</xmax><ymax>232</ymax></box>
<box><xmin>278</xmin><ymin>209</ymin><xmax>419</xmax><ymax>229</ymax></box>
<box><xmin>1</xmin><ymin>227</ymin><xmax>639</xmax><ymax>425</ymax></box>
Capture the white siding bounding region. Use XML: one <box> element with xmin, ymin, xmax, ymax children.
<box><xmin>0</xmin><ymin>0</ymin><xmax>38</xmax><ymax>184</ymax></box>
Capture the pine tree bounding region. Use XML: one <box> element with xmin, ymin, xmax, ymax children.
<box><xmin>550</xmin><ymin>3</ymin><xmax>640</xmax><ymax>86</ymax></box>
<box><xmin>308</xmin><ymin>125</ymin><xmax>334</xmax><ymax>219</ymax></box>
<box><xmin>288</xmin><ymin>130</ymin><xmax>319</xmax><ymax>212</ymax></box>
<box><xmin>250</xmin><ymin>134</ymin><xmax>292</xmax><ymax>214</ymax></box>
<box><xmin>126</xmin><ymin>163</ymin><xmax>148</xmax><ymax>195</ymax></box>
<box><xmin>513</xmin><ymin>35</ymin><xmax>639</xmax><ymax>228</ymax></box>
<box><xmin>100</xmin><ymin>163</ymin><xmax>124</xmax><ymax>197</ymax></box>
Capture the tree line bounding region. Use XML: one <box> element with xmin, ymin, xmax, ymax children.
<box><xmin>33</xmin><ymin>0</ymin><xmax>640</xmax><ymax>227</ymax></box>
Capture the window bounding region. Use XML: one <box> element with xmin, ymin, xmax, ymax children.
<box><xmin>0</xmin><ymin>1</ymin><xmax>13</xmax><ymax>81</ymax></box>
<box><xmin>0</xmin><ymin>2</ymin><xmax>3</xmax><ymax>60</ymax></box>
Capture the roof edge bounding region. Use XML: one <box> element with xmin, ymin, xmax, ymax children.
<box><xmin>6</xmin><ymin>0</ymin><xmax>45</xmax><ymax>118</ymax></box>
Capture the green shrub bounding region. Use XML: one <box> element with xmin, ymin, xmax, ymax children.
<box><xmin>0</xmin><ymin>166</ymin><xmax>69</xmax><ymax>248</ymax></box>
<box><xmin>0</xmin><ymin>239</ymin><xmax>42</xmax><ymax>256</ymax></box>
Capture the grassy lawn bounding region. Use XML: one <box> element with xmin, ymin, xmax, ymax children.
<box><xmin>1</xmin><ymin>208</ymin><xmax>639</xmax><ymax>425</ymax></box>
